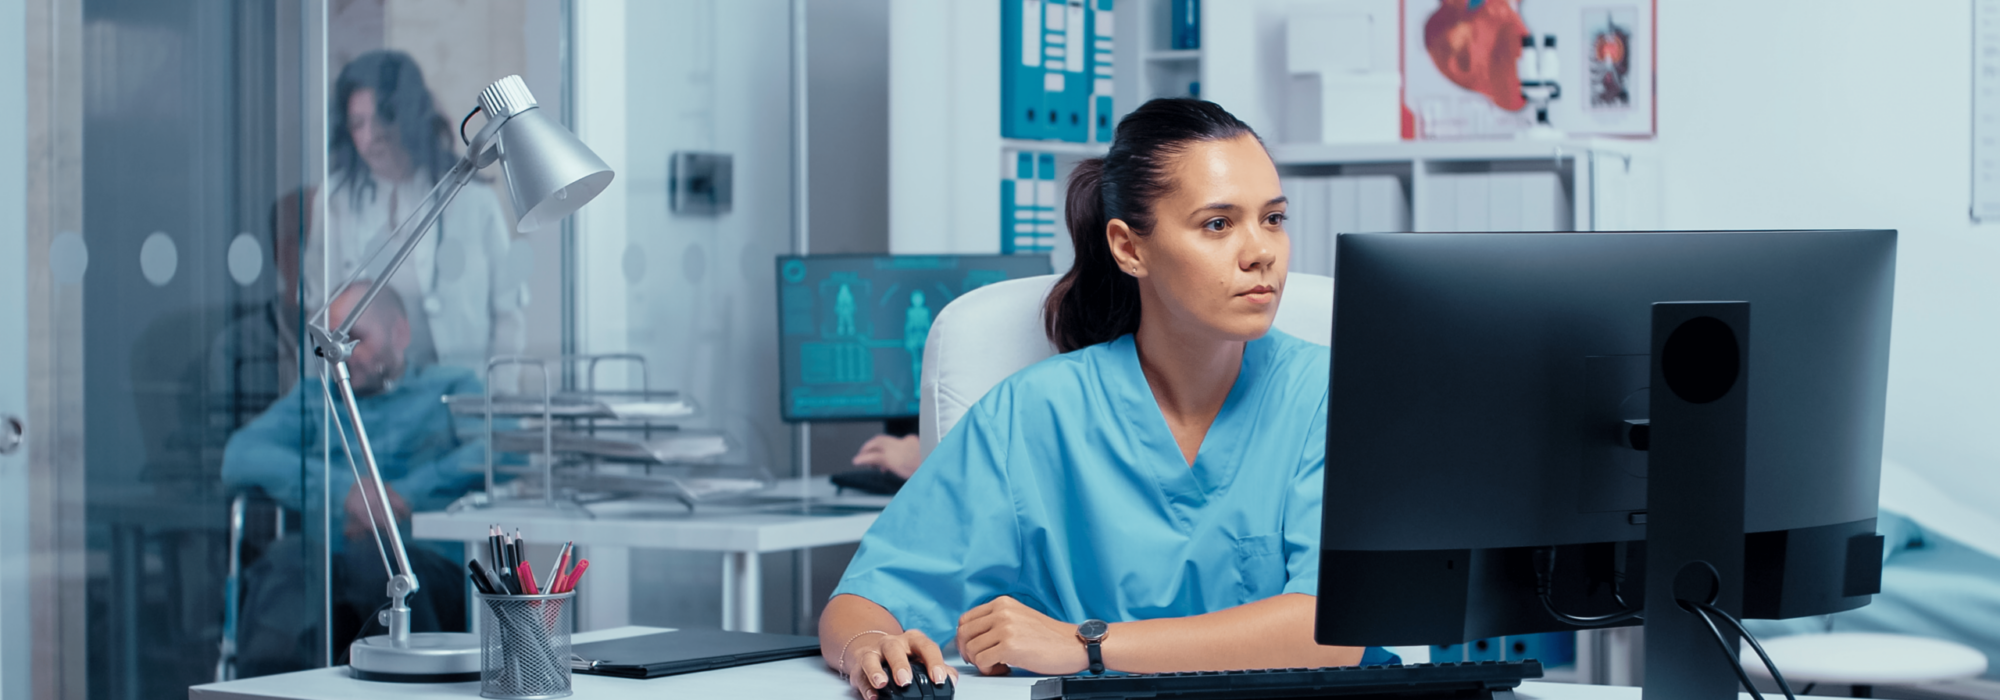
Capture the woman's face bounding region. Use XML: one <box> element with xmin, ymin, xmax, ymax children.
<box><xmin>1114</xmin><ymin>133</ymin><xmax>1289</xmax><ymax>343</ymax></box>
<box><xmin>346</xmin><ymin>88</ymin><xmax>412</xmax><ymax>182</ymax></box>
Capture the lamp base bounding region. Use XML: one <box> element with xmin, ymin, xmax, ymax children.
<box><xmin>349</xmin><ymin>632</ymin><xmax>482</xmax><ymax>683</ymax></box>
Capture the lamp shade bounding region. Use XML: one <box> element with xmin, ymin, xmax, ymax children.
<box><xmin>495</xmin><ymin>107</ymin><xmax>615</xmax><ymax>233</ymax></box>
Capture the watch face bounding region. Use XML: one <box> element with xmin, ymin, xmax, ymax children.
<box><xmin>1078</xmin><ymin>619</ymin><xmax>1108</xmax><ymax>640</ymax></box>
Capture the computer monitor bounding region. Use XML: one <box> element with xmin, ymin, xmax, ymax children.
<box><xmin>775</xmin><ymin>254</ymin><xmax>1053</xmax><ymax>422</ymax></box>
<box><xmin>1314</xmin><ymin>230</ymin><xmax>1895</xmax><ymax>697</ymax></box>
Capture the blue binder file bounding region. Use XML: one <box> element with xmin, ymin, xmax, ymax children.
<box><xmin>1004</xmin><ymin>0</ymin><xmax>1115</xmax><ymax>143</ymax></box>
<box><xmin>1002</xmin><ymin>0</ymin><xmax>1040</xmax><ymax>139</ymax></box>
<box><xmin>1090</xmin><ymin>0</ymin><xmax>1115</xmax><ymax>141</ymax></box>
<box><xmin>1053</xmin><ymin>0</ymin><xmax>1091</xmax><ymax>142</ymax></box>
<box><xmin>1002</xmin><ymin>151</ymin><xmax>1059</xmax><ymax>254</ymax></box>
<box><xmin>1171</xmin><ymin>0</ymin><xmax>1200</xmax><ymax>50</ymax></box>
<box><xmin>1001</xmin><ymin>151</ymin><xmax>1032</xmax><ymax>254</ymax></box>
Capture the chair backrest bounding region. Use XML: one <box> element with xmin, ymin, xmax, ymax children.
<box><xmin>917</xmin><ymin>272</ymin><xmax>1335</xmax><ymax>459</ymax></box>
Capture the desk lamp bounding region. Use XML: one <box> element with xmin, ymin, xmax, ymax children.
<box><xmin>308</xmin><ymin>75</ymin><xmax>613</xmax><ymax>682</ymax></box>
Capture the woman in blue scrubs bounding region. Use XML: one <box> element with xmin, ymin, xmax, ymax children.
<box><xmin>820</xmin><ymin>98</ymin><xmax>1372</xmax><ymax>698</ymax></box>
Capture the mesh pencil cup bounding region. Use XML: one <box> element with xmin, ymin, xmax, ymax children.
<box><xmin>476</xmin><ymin>591</ymin><xmax>575</xmax><ymax>699</ymax></box>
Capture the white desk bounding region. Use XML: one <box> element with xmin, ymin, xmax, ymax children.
<box><xmin>187</xmin><ymin>626</ymin><xmax>1666</xmax><ymax>700</ymax></box>
<box><xmin>414</xmin><ymin>479</ymin><xmax>891</xmax><ymax>633</ymax></box>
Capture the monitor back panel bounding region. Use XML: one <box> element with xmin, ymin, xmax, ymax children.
<box><xmin>1321</xmin><ymin>230</ymin><xmax>1895</xmax><ymax>552</ymax></box>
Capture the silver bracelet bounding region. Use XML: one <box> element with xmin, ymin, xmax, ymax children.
<box><xmin>838</xmin><ymin>629</ymin><xmax>891</xmax><ymax>679</ymax></box>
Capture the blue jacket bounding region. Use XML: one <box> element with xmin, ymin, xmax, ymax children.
<box><xmin>222</xmin><ymin>364</ymin><xmax>491</xmax><ymax>552</ymax></box>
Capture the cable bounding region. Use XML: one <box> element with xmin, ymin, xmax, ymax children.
<box><xmin>1687</xmin><ymin>603</ymin><xmax>1766</xmax><ymax>700</ymax></box>
<box><xmin>1535</xmin><ymin>547</ymin><xmax>1645</xmax><ymax>626</ymax></box>
<box><xmin>1699</xmin><ymin>602</ymin><xmax>1799</xmax><ymax>700</ymax></box>
<box><xmin>459</xmin><ymin>106</ymin><xmax>483</xmax><ymax>146</ymax></box>
<box><xmin>342</xmin><ymin>601</ymin><xmax>394</xmax><ymax>664</ymax></box>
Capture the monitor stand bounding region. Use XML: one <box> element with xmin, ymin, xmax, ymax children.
<box><xmin>1642</xmin><ymin>301</ymin><xmax>1751</xmax><ymax>700</ymax></box>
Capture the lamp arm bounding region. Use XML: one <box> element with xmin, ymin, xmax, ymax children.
<box><xmin>301</xmin><ymin>108</ymin><xmax>517</xmax><ymax>649</ymax></box>
<box><xmin>323</xmin><ymin>362</ymin><xmax>420</xmax><ymax>645</ymax></box>
<box><xmin>331</xmin><ymin>158</ymin><xmax>478</xmax><ymax>340</ymax></box>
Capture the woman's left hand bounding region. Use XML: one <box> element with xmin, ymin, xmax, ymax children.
<box><xmin>955</xmin><ymin>596</ymin><xmax>1090</xmax><ymax>676</ymax></box>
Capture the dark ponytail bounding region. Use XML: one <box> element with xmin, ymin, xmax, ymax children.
<box><xmin>1042</xmin><ymin>98</ymin><xmax>1258</xmax><ymax>352</ymax></box>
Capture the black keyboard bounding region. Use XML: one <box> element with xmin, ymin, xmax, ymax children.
<box><xmin>1029</xmin><ymin>660</ymin><xmax>1543</xmax><ymax>700</ymax></box>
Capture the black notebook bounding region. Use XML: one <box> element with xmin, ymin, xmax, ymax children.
<box><xmin>570</xmin><ymin>630</ymin><xmax>822</xmax><ymax>679</ymax></box>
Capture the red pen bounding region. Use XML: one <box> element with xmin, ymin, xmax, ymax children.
<box><xmin>517</xmin><ymin>561</ymin><xmax>539</xmax><ymax>595</ymax></box>
<box><xmin>545</xmin><ymin>543</ymin><xmax>572</xmax><ymax>594</ymax></box>
<box><xmin>560</xmin><ymin>559</ymin><xmax>590</xmax><ymax>593</ymax></box>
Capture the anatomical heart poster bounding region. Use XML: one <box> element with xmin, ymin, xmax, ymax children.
<box><xmin>1404</xmin><ymin>0</ymin><xmax>1654</xmax><ymax>139</ymax></box>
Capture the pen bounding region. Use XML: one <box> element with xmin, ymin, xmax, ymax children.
<box><xmin>559</xmin><ymin>559</ymin><xmax>590</xmax><ymax>593</ymax></box>
<box><xmin>469</xmin><ymin>559</ymin><xmax>509</xmax><ymax>596</ymax></box>
<box><xmin>512</xmin><ymin>528</ymin><xmax>525</xmax><ymax>569</ymax></box>
<box><xmin>466</xmin><ymin>560</ymin><xmax>497</xmax><ymax>595</ymax></box>
<box><xmin>496</xmin><ymin>531</ymin><xmax>519</xmax><ymax>594</ymax></box>
<box><xmin>488</xmin><ymin>525</ymin><xmax>505</xmax><ymax>572</ymax></box>
<box><xmin>544</xmin><ymin>542</ymin><xmax>572</xmax><ymax>593</ymax></box>
<box><xmin>516</xmin><ymin>561</ymin><xmax>540</xmax><ymax>595</ymax></box>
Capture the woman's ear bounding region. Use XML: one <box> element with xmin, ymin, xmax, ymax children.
<box><xmin>1106</xmin><ymin>219</ymin><xmax>1147</xmax><ymax>279</ymax></box>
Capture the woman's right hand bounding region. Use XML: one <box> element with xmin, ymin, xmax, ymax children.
<box><xmin>843</xmin><ymin>629</ymin><xmax>956</xmax><ymax>700</ymax></box>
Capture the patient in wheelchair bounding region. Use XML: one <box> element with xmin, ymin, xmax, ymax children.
<box><xmin>221</xmin><ymin>282</ymin><xmax>492</xmax><ymax>676</ymax></box>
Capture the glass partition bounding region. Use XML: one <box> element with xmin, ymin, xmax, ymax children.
<box><xmin>19</xmin><ymin>1</ymin><xmax>573</xmax><ymax>695</ymax></box>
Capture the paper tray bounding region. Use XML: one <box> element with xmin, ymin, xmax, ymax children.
<box><xmin>492</xmin><ymin>428</ymin><xmax>733</xmax><ymax>465</ymax></box>
<box><xmin>444</xmin><ymin>390</ymin><xmax>699</xmax><ymax>422</ymax></box>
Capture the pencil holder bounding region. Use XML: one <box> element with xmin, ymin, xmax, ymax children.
<box><xmin>476</xmin><ymin>591</ymin><xmax>575</xmax><ymax>699</ymax></box>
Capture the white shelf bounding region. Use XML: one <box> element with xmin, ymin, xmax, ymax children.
<box><xmin>1271</xmin><ymin>138</ymin><xmax>1657</xmax><ymax>166</ymax></box>
<box><xmin>1144</xmin><ymin>49</ymin><xmax>1202</xmax><ymax>62</ymax></box>
<box><xmin>1001</xmin><ymin>138</ymin><xmax>1111</xmax><ymax>156</ymax></box>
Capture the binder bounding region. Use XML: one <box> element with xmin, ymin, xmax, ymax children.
<box><xmin>1090</xmin><ymin>0</ymin><xmax>1115</xmax><ymax>141</ymax></box>
<box><xmin>1034</xmin><ymin>153</ymin><xmax>1059</xmax><ymax>252</ymax></box>
<box><xmin>1003</xmin><ymin>151</ymin><xmax>1060</xmax><ymax>254</ymax></box>
<box><xmin>1001</xmin><ymin>150</ymin><xmax>1035</xmax><ymax>254</ymax></box>
<box><xmin>1002</xmin><ymin>0</ymin><xmax>1042</xmax><ymax>139</ymax></box>
<box><xmin>1004</xmin><ymin>0</ymin><xmax>1116</xmax><ymax>143</ymax></box>
<box><xmin>1172</xmin><ymin>0</ymin><xmax>1200</xmax><ymax>50</ymax></box>
<box><xmin>1050</xmin><ymin>0</ymin><xmax>1091</xmax><ymax>142</ymax></box>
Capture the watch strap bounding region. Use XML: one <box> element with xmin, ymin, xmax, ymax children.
<box><xmin>1085</xmin><ymin>639</ymin><xmax>1105</xmax><ymax>675</ymax></box>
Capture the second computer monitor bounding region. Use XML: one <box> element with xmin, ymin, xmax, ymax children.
<box><xmin>1314</xmin><ymin>230</ymin><xmax>1895</xmax><ymax>646</ymax></box>
<box><xmin>775</xmin><ymin>254</ymin><xmax>1053</xmax><ymax>422</ymax></box>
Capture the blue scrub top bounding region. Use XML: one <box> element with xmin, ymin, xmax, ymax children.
<box><xmin>835</xmin><ymin>330</ymin><xmax>1394</xmax><ymax>665</ymax></box>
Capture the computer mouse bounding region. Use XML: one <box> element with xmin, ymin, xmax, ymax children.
<box><xmin>879</xmin><ymin>663</ymin><xmax>953</xmax><ymax>699</ymax></box>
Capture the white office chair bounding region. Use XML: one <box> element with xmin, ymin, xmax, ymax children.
<box><xmin>915</xmin><ymin>271</ymin><xmax>1334</xmax><ymax>461</ymax></box>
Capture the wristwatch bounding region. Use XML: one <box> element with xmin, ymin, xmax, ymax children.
<box><xmin>1076</xmin><ymin>619</ymin><xmax>1110</xmax><ymax>675</ymax></box>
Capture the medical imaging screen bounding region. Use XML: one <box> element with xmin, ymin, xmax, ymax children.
<box><xmin>777</xmin><ymin>254</ymin><xmax>1053</xmax><ymax>422</ymax></box>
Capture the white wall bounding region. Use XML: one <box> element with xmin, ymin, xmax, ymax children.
<box><xmin>610</xmin><ymin>0</ymin><xmax>802</xmax><ymax>630</ymax></box>
<box><xmin>0</xmin><ymin>0</ymin><xmax>28</xmax><ymax>693</ymax></box>
<box><xmin>887</xmin><ymin>0</ymin><xmax>1001</xmax><ymax>254</ymax></box>
<box><xmin>1655</xmin><ymin>1</ymin><xmax>2000</xmax><ymax>510</ymax></box>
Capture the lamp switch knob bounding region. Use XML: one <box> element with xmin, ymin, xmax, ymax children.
<box><xmin>0</xmin><ymin>415</ymin><xmax>20</xmax><ymax>455</ymax></box>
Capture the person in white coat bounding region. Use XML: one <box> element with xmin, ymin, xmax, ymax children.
<box><xmin>305</xmin><ymin>50</ymin><xmax>525</xmax><ymax>381</ymax></box>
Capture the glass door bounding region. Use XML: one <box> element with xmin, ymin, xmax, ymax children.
<box><xmin>14</xmin><ymin>1</ymin><xmax>573</xmax><ymax>696</ymax></box>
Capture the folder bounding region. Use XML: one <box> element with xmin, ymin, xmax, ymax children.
<box><xmin>1003</xmin><ymin>0</ymin><xmax>1041</xmax><ymax>139</ymax></box>
<box><xmin>1001</xmin><ymin>150</ymin><xmax>1035</xmax><ymax>253</ymax></box>
<box><xmin>1090</xmin><ymin>0</ymin><xmax>1115</xmax><ymax>141</ymax></box>
<box><xmin>1045</xmin><ymin>0</ymin><xmax>1091</xmax><ymax>143</ymax></box>
<box><xmin>570</xmin><ymin>630</ymin><xmax>821</xmax><ymax>679</ymax></box>
<box><xmin>1003</xmin><ymin>152</ymin><xmax>1059</xmax><ymax>254</ymax></box>
<box><xmin>1172</xmin><ymin>0</ymin><xmax>1200</xmax><ymax>50</ymax></box>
